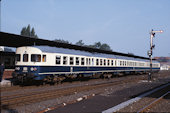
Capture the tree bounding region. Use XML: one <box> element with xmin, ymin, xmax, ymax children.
<box><xmin>30</xmin><ymin>28</ymin><xmax>38</xmax><ymax>38</ymax></box>
<box><xmin>75</xmin><ymin>40</ymin><xmax>84</xmax><ymax>46</ymax></box>
<box><xmin>21</xmin><ymin>27</ymin><xmax>27</xmax><ymax>36</ymax></box>
<box><xmin>30</xmin><ymin>28</ymin><xmax>35</xmax><ymax>37</ymax></box>
<box><xmin>100</xmin><ymin>43</ymin><xmax>112</xmax><ymax>51</ymax></box>
<box><xmin>86</xmin><ymin>41</ymin><xmax>112</xmax><ymax>51</ymax></box>
<box><xmin>26</xmin><ymin>24</ymin><xmax>31</xmax><ymax>36</ymax></box>
<box><xmin>20</xmin><ymin>24</ymin><xmax>38</xmax><ymax>38</ymax></box>
<box><xmin>94</xmin><ymin>42</ymin><xmax>102</xmax><ymax>49</ymax></box>
<box><xmin>53</xmin><ymin>39</ymin><xmax>71</xmax><ymax>44</ymax></box>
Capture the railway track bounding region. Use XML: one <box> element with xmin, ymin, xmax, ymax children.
<box><xmin>1</xmin><ymin>71</ymin><xmax>169</xmax><ymax>111</ymax></box>
<box><xmin>1</xmin><ymin>70</ymin><xmax>169</xmax><ymax>94</ymax></box>
<box><xmin>1</xmin><ymin>78</ymin><xmax>116</xmax><ymax>92</ymax></box>
<box><xmin>2</xmin><ymin>70</ymin><xmax>169</xmax><ymax>93</ymax></box>
<box><xmin>1</xmin><ymin>76</ymin><xmax>141</xmax><ymax>109</ymax></box>
<box><xmin>1</xmin><ymin>80</ymin><xmax>83</xmax><ymax>92</ymax></box>
<box><xmin>137</xmin><ymin>91</ymin><xmax>170</xmax><ymax>113</ymax></box>
<box><xmin>1</xmin><ymin>85</ymin><xmax>44</xmax><ymax>92</ymax></box>
<box><xmin>136</xmin><ymin>83</ymin><xmax>170</xmax><ymax>113</ymax></box>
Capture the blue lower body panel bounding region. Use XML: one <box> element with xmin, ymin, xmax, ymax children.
<box><xmin>14</xmin><ymin>65</ymin><xmax>160</xmax><ymax>81</ymax></box>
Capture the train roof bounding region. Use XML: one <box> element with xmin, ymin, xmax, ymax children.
<box><xmin>33</xmin><ymin>46</ymin><xmax>153</xmax><ymax>62</ymax></box>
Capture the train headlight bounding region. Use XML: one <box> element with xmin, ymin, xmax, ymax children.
<box><xmin>33</xmin><ymin>67</ymin><xmax>37</xmax><ymax>71</ymax></box>
<box><xmin>31</xmin><ymin>67</ymin><xmax>34</xmax><ymax>71</ymax></box>
<box><xmin>31</xmin><ymin>67</ymin><xmax>37</xmax><ymax>71</ymax></box>
<box><xmin>15</xmin><ymin>67</ymin><xmax>20</xmax><ymax>70</ymax></box>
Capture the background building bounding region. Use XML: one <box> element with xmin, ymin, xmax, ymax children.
<box><xmin>154</xmin><ymin>57</ymin><xmax>170</xmax><ymax>70</ymax></box>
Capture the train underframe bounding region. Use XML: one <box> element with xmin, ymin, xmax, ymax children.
<box><xmin>12</xmin><ymin>69</ymin><xmax>159</xmax><ymax>85</ymax></box>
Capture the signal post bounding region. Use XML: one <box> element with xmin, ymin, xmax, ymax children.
<box><xmin>148</xmin><ymin>29</ymin><xmax>163</xmax><ymax>81</ymax></box>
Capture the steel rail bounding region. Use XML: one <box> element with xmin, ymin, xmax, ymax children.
<box><xmin>137</xmin><ymin>91</ymin><xmax>170</xmax><ymax>113</ymax></box>
<box><xmin>1</xmin><ymin>77</ymin><xmax>140</xmax><ymax>108</ymax></box>
<box><xmin>1</xmin><ymin>74</ymin><xmax>143</xmax><ymax>100</ymax></box>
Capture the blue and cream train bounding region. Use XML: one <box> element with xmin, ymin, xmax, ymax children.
<box><xmin>12</xmin><ymin>46</ymin><xmax>160</xmax><ymax>83</ymax></box>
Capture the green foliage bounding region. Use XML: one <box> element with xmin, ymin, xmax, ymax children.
<box><xmin>75</xmin><ymin>40</ymin><xmax>112</xmax><ymax>51</ymax></box>
<box><xmin>86</xmin><ymin>41</ymin><xmax>112</xmax><ymax>51</ymax></box>
<box><xmin>75</xmin><ymin>40</ymin><xmax>84</xmax><ymax>46</ymax></box>
<box><xmin>100</xmin><ymin>43</ymin><xmax>112</xmax><ymax>51</ymax></box>
<box><xmin>53</xmin><ymin>39</ymin><xmax>71</xmax><ymax>44</ymax></box>
<box><xmin>54</xmin><ymin>39</ymin><xmax>112</xmax><ymax>51</ymax></box>
<box><xmin>20</xmin><ymin>24</ymin><xmax>38</xmax><ymax>38</ymax></box>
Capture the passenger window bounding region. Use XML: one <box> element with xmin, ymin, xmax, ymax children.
<box><xmin>89</xmin><ymin>58</ymin><xmax>91</xmax><ymax>65</ymax></box>
<box><xmin>86</xmin><ymin>58</ymin><xmax>89</xmax><ymax>65</ymax></box>
<box><xmin>42</xmin><ymin>55</ymin><xmax>46</xmax><ymax>62</ymax></box>
<box><xmin>111</xmin><ymin>60</ymin><xmax>114</xmax><ymax>66</ymax></box>
<box><xmin>120</xmin><ymin>61</ymin><xmax>122</xmax><ymax>66</ymax></box>
<box><xmin>107</xmin><ymin>60</ymin><xmax>110</xmax><ymax>66</ymax></box>
<box><xmin>104</xmin><ymin>59</ymin><xmax>106</xmax><ymax>66</ymax></box>
<box><xmin>16</xmin><ymin>54</ymin><xmax>21</xmax><ymax>61</ymax></box>
<box><xmin>115</xmin><ymin>60</ymin><xmax>116</xmax><ymax>66</ymax></box>
<box><xmin>92</xmin><ymin>58</ymin><xmax>94</xmax><ymax>65</ymax></box>
<box><xmin>31</xmin><ymin>54</ymin><xmax>41</xmax><ymax>62</ymax></box>
<box><xmin>56</xmin><ymin>56</ymin><xmax>61</xmax><ymax>64</ymax></box>
<box><xmin>81</xmin><ymin>58</ymin><xmax>85</xmax><ymax>65</ymax></box>
<box><xmin>100</xmin><ymin>59</ymin><xmax>103</xmax><ymax>66</ymax></box>
<box><xmin>96</xmin><ymin>59</ymin><xmax>99</xmax><ymax>65</ymax></box>
<box><xmin>76</xmin><ymin>57</ymin><xmax>80</xmax><ymax>65</ymax></box>
<box><xmin>63</xmin><ymin>56</ymin><xmax>67</xmax><ymax>65</ymax></box>
<box><xmin>23</xmin><ymin>54</ymin><xmax>28</xmax><ymax>62</ymax></box>
<box><xmin>70</xmin><ymin>57</ymin><xmax>74</xmax><ymax>65</ymax></box>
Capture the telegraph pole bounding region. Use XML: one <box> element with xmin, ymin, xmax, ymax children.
<box><xmin>148</xmin><ymin>29</ymin><xmax>163</xmax><ymax>81</ymax></box>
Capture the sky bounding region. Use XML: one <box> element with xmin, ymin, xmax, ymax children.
<box><xmin>1</xmin><ymin>0</ymin><xmax>170</xmax><ymax>57</ymax></box>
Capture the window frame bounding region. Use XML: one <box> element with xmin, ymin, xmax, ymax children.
<box><xmin>86</xmin><ymin>58</ymin><xmax>89</xmax><ymax>65</ymax></box>
<box><xmin>31</xmin><ymin>54</ymin><xmax>41</xmax><ymax>62</ymax></box>
<box><xmin>111</xmin><ymin>60</ymin><xmax>114</xmax><ymax>66</ymax></box>
<box><xmin>56</xmin><ymin>55</ymin><xmax>61</xmax><ymax>65</ymax></box>
<box><xmin>100</xmin><ymin>59</ymin><xmax>103</xmax><ymax>66</ymax></box>
<box><xmin>81</xmin><ymin>57</ymin><xmax>85</xmax><ymax>65</ymax></box>
<box><xmin>107</xmin><ymin>60</ymin><xmax>110</xmax><ymax>66</ymax></box>
<box><xmin>96</xmin><ymin>59</ymin><xmax>99</xmax><ymax>66</ymax></box>
<box><xmin>42</xmin><ymin>55</ymin><xmax>46</xmax><ymax>62</ymax></box>
<box><xmin>76</xmin><ymin>57</ymin><xmax>80</xmax><ymax>65</ymax></box>
<box><xmin>23</xmin><ymin>54</ymin><xmax>29</xmax><ymax>62</ymax></box>
<box><xmin>63</xmin><ymin>56</ymin><xmax>68</xmax><ymax>65</ymax></box>
<box><xmin>70</xmin><ymin>57</ymin><xmax>74</xmax><ymax>65</ymax></box>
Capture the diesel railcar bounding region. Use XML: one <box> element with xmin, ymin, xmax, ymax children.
<box><xmin>12</xmin><ymin>46</ymin><xmax>160</xmax><ymax>84</ymax></box>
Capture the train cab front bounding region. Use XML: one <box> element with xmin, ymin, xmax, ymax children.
<box><xmin>12</xmin><ymin>46</ymin><xmax>46</xmax><ymax>84</ymax></box>
<box><xmin>13</xmin><ymin>66</ymin><xmax>40</xmax><ymax>83</ymax></box>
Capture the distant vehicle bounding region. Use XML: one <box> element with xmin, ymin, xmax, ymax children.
<box><xmin>12</xmin><ymin>46</ymin><xmax>160</xmax><ymax>84</ymax></box>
